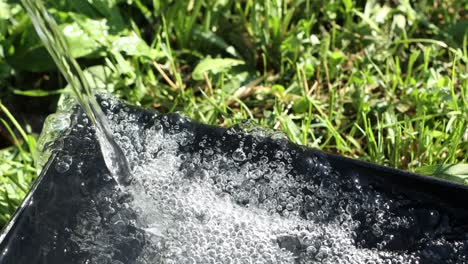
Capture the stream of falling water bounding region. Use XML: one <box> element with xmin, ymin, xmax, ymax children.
<box><xmin>20</xmin><ymin>0</ymin><xmax>132</xmax><ymax>185</ymax></box>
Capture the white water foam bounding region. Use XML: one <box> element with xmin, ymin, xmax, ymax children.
<box><xmin>95</xmin><ymin>99</ymin><xmax>420</xmax><ymax>264</ymax></box>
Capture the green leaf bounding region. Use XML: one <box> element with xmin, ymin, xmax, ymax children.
<box><xmin>415</xmin><ymin>164</ymin><xmax>468</xmax><ymax>184</ymax></box>
<box><xmin>292</xmin><ymin>97</ymin><xmax>310</xmax><ymax>113</ymax></box>
<box><xmin>13</xmin><ymin>89</ymin><xmax>67</xmax><ymax>97</ymax></box>
<box><xmin>5</xmin><ymin>11</ymin><xmax>109</xmax><ymax>72</ymax></box>
<box><xmin>193</xmin><ymin>26</ymin><xmax>240</xmax><ymax>58</ymax></box>
<box><xmin>65</xmin><ymin>0</ymin><xmax>125</xmax><ymax>32</ymax></box>
<box><xmin>83</xmin><ymin>65</ymin><xmax>115</xmax><ymax>92</ymax></box>
<box><xmin>192</xmin><ymin>57</ymin><xmax>244</xmax><ymax>81</ymax></box>
<box><xmin>0</xmin><ymin>0</ymin><xmax>13</xmax><ymax>20</ymax></box>
<box><xmin>394</xmin><ymin>14</ymin><xmax>406</xmax><ymax>30</ymax></box>
<box><xmin>282</xmin><ymin>115</ymin><xmax>302</xmax><ymax>144</ymax></box>
<box><xmin>110</xmin><ymin>34</ymin><xmax>162</xmax><ymax>59</ymax></box>
<box><xmin>61</xmin><ymin>15</ymin><xmax>109</xmax><ymax>58</ymax></box>
<box><xmin>445</xmin><ymin>20</ymin><xmax>468</xmax><ymax>46</ymax></box>
<box><xmin>5</xmin><ymin>24</ymin><xmax>56</xmax><ymax>72</ymax></box>
<box><xmin>342</xmin><ymin>0</ymin><xmax>353</xmax><ymax>13</ymax></box>
<box><xmin>272</xmin><ymin>84</ymin><xmax>285</xmax><ymax>93</ymax></box>
<box><xmin>329</xmin><ymin>50</ymin><xmax>345</xmax><ymax>63</ymax></box>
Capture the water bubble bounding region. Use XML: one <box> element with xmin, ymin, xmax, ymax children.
<box><xmin>101</xmin><ymin>101</ymin><xmax>109</xmax><ymax>108</ymax></box>
<box><xmin>274</xmin><ymin>151</ymin><xmax>283</xmax><ymax>159</ymax></box>
<box><xmin>204</xmin><ymin>149</ymin><xmax>214</xmax><ymax>156</ymax></box>
<box><xmin>232</xmin><ymin>148</ymin><xmax>246</xmax><ymax>162</ymax></box>
<box><xmin>64</xmin><ymin>106</ymin><xmax>461</xmax><ymax>263</ymax></box>
<box><xmin>55</xmin><ymin>162</ymin><xmax>70</xmax><ymax>173</ymax></box>
<box><xmin>371</xmin><ymin>224</ymin><xmax>383</xmax><ymax>238</ymax></box>
<box><xmin>194</xmin><ymin>169</ymin><xmax>209</xmax><ymax>180</ymax></box>
<box><xmin>102</xmin><ymin>173</ymin><xmax>113</xmax><ymax>182</ymax></box>
<box><xmin>55</xmin><ymin>155</ymin><xmax>72</xmax><ymax>173</ymax></box>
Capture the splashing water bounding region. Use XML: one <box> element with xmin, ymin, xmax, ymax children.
<box><xmin>16</xmin><ymin>98</ymin><xmax>465</xmax><ymax>263</ymax></box>
<box><xmin>56</xmin><ymin>99</ymin><xmax>468</xmax><ymax>263</ymax></box>
<box><xmin>20</xmin><ymin>0</ymin><xmax>131</xmax><ymax>185</ymax></box>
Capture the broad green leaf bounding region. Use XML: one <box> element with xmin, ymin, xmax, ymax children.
<box><xmin>5</xmin><ymin>11</ymin><xmax>109</xmax><ymax>72</ymax></box>
<box><xmin>65</xmin><ymin>0</ymin><xmax>125</xmax><ymax>32</ymax></box>
<box><xmin>5</xmin><ymin>9</ymin><xmax>150</xmax><ymax>72</ymax></box>
<box><xmin>61</xmin><ymin>15</ymin><xmax>109</xmax><ymax>58</ymax></box>
<box><xmin>83</xmin><ymin>65</ymin><xmax>115</xmax><ymax>92</ymax></box>
<box><xmin>220</xmin><ymin>70</ymin><xmax>251</xmax><ymax>95</ymax></box>
<box><xmin>5</xmin><ymin>24</ymin><xmax>56</xmax><ymax>72</ymax></box>
<box><xmin>60</xmin><ymin>65</ymin><xmax>115</xmax><ymax>96</ymax></box>
<box><xmin>110</xmin><ymin>34</ymin><xmax>162</xmax><ymax>59</ymax></box>
<box><xmin>415</xmin><ymin>164</ymin><xmax>468</xmax><ymax>184</ymax></box>
<box><xmin>193</xmin><ymin>26</ymin><xmax>240</xmax><ymax>58</ymax></box>
<box><xmin>0</xmin><ymin>0</ymin><xmax>12</xmax><ymax>20</ymax></box>
<box><xmin>192</xmin><ymin>57</ymin><xmax>244</xmax><ymax>80</ymax></box>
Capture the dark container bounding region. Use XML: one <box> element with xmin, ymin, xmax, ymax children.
<box><xmin>0</xmin><ymin>101</ymin><xmax>467</xmax><ymax>263</ymax></box>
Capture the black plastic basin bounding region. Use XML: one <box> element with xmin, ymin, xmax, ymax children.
<box><xmin>0</xmin><ymin>100</ymin><xmax>467</xmax><ymax>264</ymax></box>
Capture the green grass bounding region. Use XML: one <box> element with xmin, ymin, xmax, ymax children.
<box><xmin>0</xmin><ymin>101</ymin><xmax>36</xmax><ymax>226</ymax></box>
<box><xmin>0</xmin><ymin>0</ymin><xmax>467</xmax><ymax>227</ymax></box>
